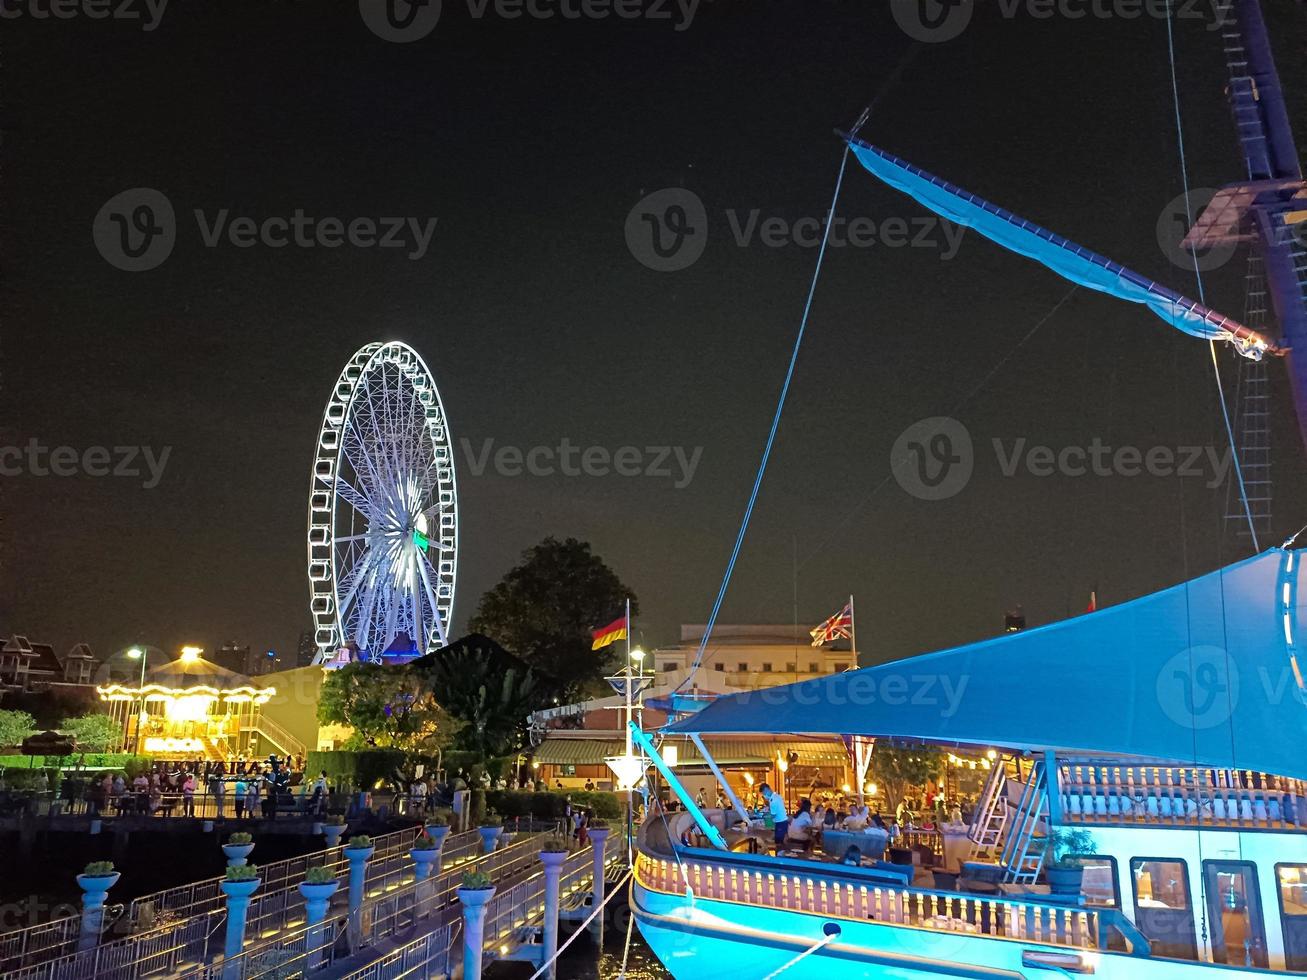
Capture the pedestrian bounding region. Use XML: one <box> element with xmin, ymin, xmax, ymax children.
<box><xmin>182</xmin><ymin>773</ymin><xmax>196</xmax><ymax>816</ymax></box>
<box><xmin>760</xmin><ymin>783</ymin><xmax>789</xmax><ymax>853</ymax></box>
<box><xmin>234</xmin><ymin>777</ymin><xmax>247</xmax><ymax>819</ymax></box>
<box><xmin>245</xmin><ymin>777</ymin><xmax>260</xmax><ymax>820</ymax></box>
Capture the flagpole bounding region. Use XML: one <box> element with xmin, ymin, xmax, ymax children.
<box><xmin>849</xmin><ymin>593</ymin><xmax>857</xmax><ymax>663</ymax></box>
<box><xmin>624</xmin><ymin>597</ymin><xmax>633</xmax><ymax>759</ymax></box>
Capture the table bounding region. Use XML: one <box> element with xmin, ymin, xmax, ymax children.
<box><xmin>820</xmin><ymin>828</ymin><xmax>888</xmax><ymax>861</ymax></box>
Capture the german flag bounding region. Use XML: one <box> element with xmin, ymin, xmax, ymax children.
<box><xmin>590</xmin><ymin>616</ymin><xmax>627</xmax><ymax>651</ymax></box>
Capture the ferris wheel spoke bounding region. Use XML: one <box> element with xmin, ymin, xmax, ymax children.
<box><xmin>333</xmin><ymin>477</ymin><xmax>377</xmax><ymax>522</ymax></box>
<box><xmin>415</xmin><ymin>550</ymin><xmax>446</xmax><ymax>647</ymax></box>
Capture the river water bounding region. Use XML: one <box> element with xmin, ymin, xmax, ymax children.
<box><xmin>487</xmin><ymin>919</ymin><xmax>672</xmax><ymax>979</ymax></box>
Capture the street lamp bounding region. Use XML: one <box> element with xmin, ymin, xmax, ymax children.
<box><xmin>126</xmin><ymin>647</ymin><xmax>148</xmax><ymax>754</ymax></box>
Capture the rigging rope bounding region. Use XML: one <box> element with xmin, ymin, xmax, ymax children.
<box><xmin>676</xmin><ymin>143</ymin><xmax>853</xmax><ymax>692</ymax></box>
<box><xmin>1162</xmin><ymin>2</ymin><xmax>1259</xmax><ymax>551</ymax></box>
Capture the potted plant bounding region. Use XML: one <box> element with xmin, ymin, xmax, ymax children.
<box><xmin>540</xmin><ymin>837</ymin><xmax>569</xmax><ymax>853</ymax></box>
<box><xmin>322</xmin><ymin>814</ymin><xmax>347</xmax><ymax>848</ymax></box>
<box><xmin>220</xmin><ymin>863</ymin><xmax>261</xmax><ymax>899</ymax></box>
<box><xmin>77</xmin><ymin>860</ymin><xmax>121</xmax><ymax>893</ymax></box>
<box><xmin>343</xmin><ymin>834</ymin><xmax>375</xmax><ymax>862</ymax></box>
<box><xmin>477</xmin><ymin>812</ymin><xmax>503</xmax><ymax>853</ymax></box>
<box><xmin>297</xmin><ymin>864</ymin><xmax>340</xmax><ymax>904</ymax></box>
<box><xmin>424</xmin><ymin>810</ymin><xmax>452</xmax><ymax>846</ymax></box>
<box><xmin>457</xmin><ymin>869</ymin><xmax>496</xmax><ymax>907</ymax></box>
<box><xmin>1044</xmin><ymin>829</ymin><xmax>1095</xmax><ymax>897</ymax></box>
<box><xmin>223</xmin><ymin>832</ymin><xmax>255</xmax><ymax>866</ymax></box>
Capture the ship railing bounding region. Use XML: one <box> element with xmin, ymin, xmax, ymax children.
<box><xmin>1056</xmin><ymin>761</ymin><xmax>1306</xmax><ymax>831</ymax></box>
<box><xmin>635</xmin><ymin>850</ymin><xmax>1150</xmax><ymax>956</ymax></box>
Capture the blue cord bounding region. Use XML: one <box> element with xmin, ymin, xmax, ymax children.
<box><xmin>1163</xmin><ymin>2</ymin><xmax>1259</xmax><ymax>552</ymax></box>
<box><xmin>678</xmin><ymin>144</ymin><xmax>853</xmax><ymax>692</ymax></box>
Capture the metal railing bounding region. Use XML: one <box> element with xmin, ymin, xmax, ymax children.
<box><xmin>334</xmin><ymin>925</ymin><xmax>453</xmax><ymax>980</ymax></box>
<box><xmin>635</xmin><ymin>849</ymin><xmax>1147</xmax><ymax>955</ymax></box>
<box><xmin>482</xmin><ymin>834</ymin><xmax>624</xmax><ymax>952</ymax></box>
<box><xmin>0</xmin><ymin>917</ymin><xmax>89</xmax><ymax>974</ymax></box>
<box><xmin>247</xmin><ymin>718</ymin><xmax>306</xmax><ymax>760</ymax></box>
<box><xmin>127</xmin><ymin>826</ymin><xmax>477</xmax><ymax>931</ymax></box>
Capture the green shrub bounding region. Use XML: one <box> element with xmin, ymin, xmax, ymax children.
<box><xmin>478</xmin><ymin>811</ymin><xmax>503</xmax><ymax>828</ymax></box>
<box><xmin>485</xmin><ymin>790</ymin><xmax>621</xmax><ymax>821</ymax></box>
<box><xmin>82</xmin><ymin>861</ymin><xmax>115</xmax><ymax>877</ymax></box>
<box><xmin>346</xmin><ymin>835</ymin><xmax>373</xmax><ymax>850</ymax></box>
<box><xmin>412</xmin><ymin>832</ymin><xmax>439</xmax><ymax>850</ymax></box>
<box><xmin>461</xmin><ymin>870</ymin><xmax>492</xmax><ymax>890</ymax></box>
<box><xmin>304</xmin><ymin>866</ymin><xmax>337</xmax><ymax>885</ymax></box>
<box><xmin>326</xmin><ymin>814</ymin><xmax>346</xmax><ymax>826</ymax></box>
<box><xmin>540</xmin><ymin>838</ymin><xmax>568</xmax><ymax>853</ymax></box>
<box><xmin>425</xmin><ymin>811</ymin><xmax>449</xmax><ymax>827</ymax></box>
<box><xmin>225</xmin><ymin>865</ymin><xmax>259</xmax><ymax>881</ymax></box>
<box><xmin>227</xmin><ymin>832</ymin><xmax>253</xmax><ymax>845</ymax></box>
<box><xmin>588</xmin><ymin>819</ymin><xmax>609</xmax><ymax>830</ymax></box>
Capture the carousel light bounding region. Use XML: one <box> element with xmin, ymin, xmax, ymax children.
<box><xmin>986</xmin><ymin>749</ymin><xmax>998</xmax><ymax>760</ymax></box>
<box><xmin>868</xmin><ymin>782</ymin><xmax>878</xmax><ymax>796</ymax></box>
<box><xmin>841</xmin><ymin>784</ymin><xmax>852</xmax><ymax>794</ymax></box>
<box><xmin>180</xmin><ymin>645</ymin><xmax>203</xmax><ymax>663</ymax></box>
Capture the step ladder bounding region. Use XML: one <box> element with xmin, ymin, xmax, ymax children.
<box><xmin>966</xmin><ymin>761</ymin><xmax>1009</xmax><ymax>860</ymax></box>
<box><xmin>997</xmin><ymin>759</ymin><xmax>1049</xmax><ymax>885</ymax></box>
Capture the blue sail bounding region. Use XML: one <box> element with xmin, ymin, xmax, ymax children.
<box><xmin>848</xmin><ymin>138</ymin><xmax>1278</xmax><ymax>357</ymax></box>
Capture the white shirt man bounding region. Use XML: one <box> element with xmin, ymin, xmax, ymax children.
<box><xmin>789</xmin><ymin>806</ymin><xmax>814</xmax><ymax>842</ymax></box>
<box><xmin>761</xmin><ymin>784</ymin><xmax>789</xmax><ymax>850</ymax></box>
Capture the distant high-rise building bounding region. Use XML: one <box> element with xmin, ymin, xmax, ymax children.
<box><xmin>249</xmin><ymin>648</ymin><xmax>284</xmax><ymax>676</ymax></box>
<box><xmin>213</xmin><ymin>641</ymin><xmax>252</xmax><ymax>674</ymax></box>
<box><xmin>296</xmin><ymin>629</ymin><xmax>317</xmax><ymax>668</ymax></box>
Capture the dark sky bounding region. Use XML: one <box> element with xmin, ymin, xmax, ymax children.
<box><xmin>4</xmin><ymin>0</ymin><xmax>1306</xmax><ymax>665</ymax></box>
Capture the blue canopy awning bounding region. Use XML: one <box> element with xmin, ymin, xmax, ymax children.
<box><xmin>665</xmin><ymin>549</ymin><xmax>1307</xmax><ymax>781</ymax></box>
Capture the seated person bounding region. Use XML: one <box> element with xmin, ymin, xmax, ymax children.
<box><xmin>842</xmin><ymin>845</ymin><xmax>863</xmax><ymax>867</ymax></box>
<box><xmin>786</xmin><ymin>797</ymin><xmax>815</xmax><ymax>852</ymax></box>
<box><xmin>823</xmin><ymin>808</ymin><xmax>838</xmax><ymax>830</ymax></box>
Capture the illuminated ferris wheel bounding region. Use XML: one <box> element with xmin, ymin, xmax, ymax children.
<box><xmin>307</xmin><ymin>341</ymin><xmax>458</xmax><ymax>663</ymax></box>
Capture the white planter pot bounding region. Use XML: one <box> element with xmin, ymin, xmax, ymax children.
<box><xmin>222</xmin><ymin>843</ymin><xmax>255</xmax><ymax>866</ymax></box>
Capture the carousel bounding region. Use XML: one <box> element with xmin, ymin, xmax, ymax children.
<box><xmin>96</xmin><ymin>647</ymin><xmax>275</xmax><ymax>759</ymax></box>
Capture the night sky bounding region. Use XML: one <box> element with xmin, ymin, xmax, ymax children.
<box><xmin>4</xmin><ymin>0</ymin><xmax>1306</xmax><ymax>666</ymax></box>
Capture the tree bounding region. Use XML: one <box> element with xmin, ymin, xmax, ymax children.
<box><xmin>868</xmin><ymin>744</ymin><xmax>944</xmax><ymax>816</ymax></box>
<box><xmin>61</xmin><ymin>714</ymin><xmax>118</xmax><ymax>752</ymax></box>
<box><xmin>318</xmin><ymin>662</ymin><xmax>460</xmax><ymax>753</ymax></box>
<box><xmin>416</xmin><ymin>634</ymin><xmax>550</xmax><ymax>758</ymax></box>
<box><xmin>469</xmin><ymin>537</ymin><xmax>638</xmax><ymax>700</ymax></box>
<box><xmin>0</xmin><ymin>709</ymin><xmax>36</xmax><ymax>749</ymax></box>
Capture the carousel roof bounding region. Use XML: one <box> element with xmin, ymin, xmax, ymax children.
<box><xmin>97</xmin><ymin>653</ymin><xmax>275</xmax><ymax>697</ymax></box>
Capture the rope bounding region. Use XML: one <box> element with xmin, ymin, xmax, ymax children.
<box><xmin>799</xmin><ymin>283</ymin><xmax>1079</xmax><ymax>569</ymax></box>
<box><xmin>759</xmin><ymin>929</ymin><xmax>841</xmax><ymax>979</ymax></box>
<box><xmin>523</xmin><ymin>866</ymin><xmax>633</xmax><ymax>980</ymax></box>
<box><xmin>676</xmin><ymin>143</ymin><xmax>852</xmax><ymax>692</ymax></box>
<box><xmin>1161</xmin><ymin>1</ymin><xmax>1259</xmax><ymax>551</ymax></box>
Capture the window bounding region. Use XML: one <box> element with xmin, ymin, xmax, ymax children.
<box><xmin>785</xmin><ymin>662</ymin><xmax>796</xmax><ymax>672</ymax></box>
<box><xmin>1080</xmin><ymin>855</ymin><xmax>1120</xmax><ymax>908</ymax></box>
<box><xmin>1275</xmin><ymin>864</ymin><xmax>1307</xmax><ymax>971</ymax></box>
<box><xmin>713</xmin><ymin>662</ymin><xmax>724</xmax><ymax>671</ymax></box>
<box><xmin>1130</xmin><ymin>858</ymin><xmax>1197</xmax><ymax>960</ymax></box>
<box><xmin>1203</xmin><ymin>861</ymin><xmax>1267</xmax><ymax>968</ymax></box>
<box><xmin>761</xmin><ymin>663</ymin><xmax>773</xmax><ymax>673</ymax></box>
<box><xmin>808</xmin><ymin>662</ymin><xmax>819</xmax><ymax>673</ymax></box>
<box><xmin>737</xmin><ymin>662</ymin><xmax>748</xmax><ymax>673</ymax></box>
<box><xmin>661</xmin><ymin>663</ymin><xmax>677</xmax><ymax>673</ymax></box>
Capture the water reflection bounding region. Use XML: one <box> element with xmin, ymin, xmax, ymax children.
<box><xmin>487</xmin><ymin>920</ymin><xmax>671</xmax><ymax>979</ymax></box>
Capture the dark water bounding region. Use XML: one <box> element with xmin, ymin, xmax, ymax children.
<box><xmin>487</xmin><ymin>919</ymin><xmax>672</xmax><ymax>980</ymax></box>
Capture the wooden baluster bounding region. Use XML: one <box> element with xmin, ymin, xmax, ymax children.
<box><xmin>858</xmin><ymin>885</ymin><xmax>868</xmax><ymax>920</ymax></box>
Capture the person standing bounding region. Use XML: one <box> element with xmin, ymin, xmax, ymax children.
<box><xmin>234</xmin><ymin>777</ymin><xmax>247</xmax><ymax>819</ymax></box>
<box><xmin>182</xmin><ymin>773</ymin><xmax>196</xmax><ymax>816</ymax></box>
<box><xmin>245</xmin><ymin>777</ymin><xmax>260</xmax><ymax>821</ymax></box>
<box><xmin>760</xmin><ymin>783</ymin><xmax>788</xmax><ymax>852</ymax></box>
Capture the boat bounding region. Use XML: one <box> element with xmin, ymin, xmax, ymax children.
<box><xmin>628</xmin><ymin>1</ymin><xmax>1307</xmax><ymax>975</ymax></box>
<box><xmin>630</xmin><ymin>546</ymin><xmax>1307</xmax><ymax>977</ymax></box>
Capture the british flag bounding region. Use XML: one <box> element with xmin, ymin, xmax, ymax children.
<box><xmin>810</xmin><ymin>602</ymin><xmax>853</xmax><ymax>647</ymax></box>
